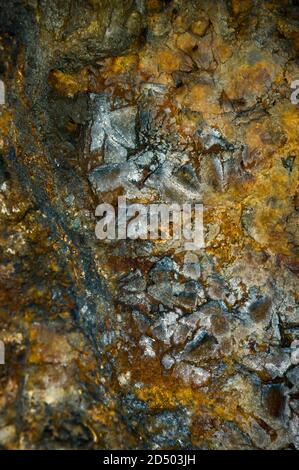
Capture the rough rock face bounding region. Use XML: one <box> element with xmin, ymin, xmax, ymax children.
<box><xmin>0</xmin><ymin>0</ymin><xmax>298</xmax><ymax>450</ymax></box>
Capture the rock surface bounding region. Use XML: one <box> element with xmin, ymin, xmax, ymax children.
<box><xmin>0</xmin><ymin>0</ymin><xmax>298</xmax><ymax>450</ymax></box>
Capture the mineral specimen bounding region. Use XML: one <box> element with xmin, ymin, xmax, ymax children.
<box><xmin>0</xmin><ymin>0</ymin><xmax>298</xmax><ymax>451</ymax></box>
